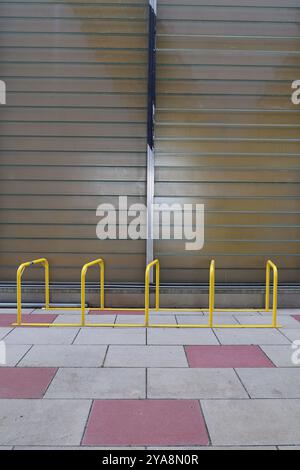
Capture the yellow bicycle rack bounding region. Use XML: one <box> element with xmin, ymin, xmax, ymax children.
<box><xmin>210</xmin><ymin>260</ymin><xmax>280</xmax><ymax>329</ymax></box>
<box><xmin>215</xmin><ymin>260</ymin><xmax>279</xmax><ymax>315</ymax></box>
<box><xmin>147</xmin><ymin>260</ymin><xmax>215</xmax><ymax>328</ymax></box>
<box><xmin>81</xmin><ymin>258</ymin><xmax>144</xmax><ymax>328</ymax></box>
<box><xmin>14</xmin><ymin>257</ymin><xmax>280</xmax><ymax>329</ymax></box>
<box><xmin>81</xmin><ymin>258</ymin><xmax>105</xmax><ymax>327</ymax></box>
<box><xmin>15</xmin><ymin>257</ymin><xmax>85</xmax><ymax>328</ymax></box>
<box><xmin>146</xmin><ymin>259</ymin><xmax>279</xmax><ymax>329</ymax></box>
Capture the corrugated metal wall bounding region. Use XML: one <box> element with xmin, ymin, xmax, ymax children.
<box><xmin>0</xmin><ymin>0</ymin><xmax>300</xmax><ymax>286</ymax></box>
<box><xmin>155</xmin><ymin>0</ymin><xmax>300</xmax><ymax>283</ymax></box>
<box><xmin>0</xmin><ymin>0</ymin><xmax>148</xmax><ymax>282</ymax></box>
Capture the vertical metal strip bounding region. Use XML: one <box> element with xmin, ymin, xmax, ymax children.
<box><xmin>146</xmin><ymin>0</ymin><xmax>157</xmax><ymax>273</ymax></box>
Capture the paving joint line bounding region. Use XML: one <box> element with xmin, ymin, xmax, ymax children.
<box><xmin>15</xmin><ymin>344</ymin><xmax>34</xmax><ymax>367</ymax></box>
<box><xmin>0</xmin><ymin>327</ymin><xmax>15</xmax><ymax>341</ymax></box>
<box><xmin>42</xmin><ymin>366</ymin><xmax>60</xmax><ymax>398</ymax></box>
<box><xmin>198</xmin><ymin>400</ymin><xmax>212</xmax><ymax>447</ymax></box>
<box><xmin>71</xmin><ymin>327</ymin><xmax>82</xmax><ymax>345</ymax></box>
<box><xmin>277</xmin><ymin>329</ymin><xmax>296</xmax><ymax>343</ymax></box>
<box><xmin>79</xmin><ymin>399</ymin><xmax>93</xmax><ymax>447</ymax></box>
<box><xmin>257</xmin><ymin>345</ymin><xmax>277</xmax><ymax>368</ymax></box>
<box><xmin>233</xmin><ymin>368</ymin><xmax>251</xmax><ymax>399</ymax></box>
<box><xmin>183</xmin><ymin>345</ymin><xmax>190</xmax><ymax>368</ymax></box>
<box><xmin>101</xmin><ymin>345</ymin><xmax>109</xmax><ymax>367</ymax></box>
<box><xmin>145</xmin><ymin>367</ymin><xmax>148</xmax><ymax>399</ymax></box>
<box><xmin>212</xmin><ymin>328</ymin><xmax>221</xmax><ymax>345</ymax></box>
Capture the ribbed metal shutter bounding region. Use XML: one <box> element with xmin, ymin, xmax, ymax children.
<box><xmin>0</xmin><ymin>0</ymin><xmax>148</xmax><ymax>283</ymax></box>
<box><xmin>155</xmin><ymin>0</ymin><xmax>300</xmax><ymax>284</ymax></box>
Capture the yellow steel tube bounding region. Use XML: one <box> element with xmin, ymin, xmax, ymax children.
<box><xmin>265</xmin><ymin>260</ymin><xmax>271</xmax><ymax>312</ymax></box>
<box><xmin>17</xmin><ymin>264</ymin><xmax>25</xmax><ymax>326</ymax></box>
<box><xmin>215</xmin><ymin>309</ymin><xmax>261</xmax><ymax>313</ymax></box>
<box><xmin>13</xmin><ymin>323</ymin><xmax>84</xmax><ymax>327</ymax></box>
<box><xmin>17</xmin><ymin>258</ymin><xmax>49</xmax><ymax>326</ymax></box>
<box><xmin>12</xmin><ymin>322</ymin><xmax>282</xmax><ymax>329</ymax></box>
<box><xmin>145</xmin><ymin>259</ymin><xmax>160</xmax><ymax>327</ymax></box>
<box><xmin>90</xmin><ymin>307</ymin><xmax>144</xmax><ymax>311</ymax></box>
<box><xmin>44</xmin><ymin>259</ymin><xmax>50</xmax><ymax>309</ymax></box>
<box><xmin>267</xmin><ymin>260</ymin><xmax>278</xmax><ymax>328</ymax></box>
<box><xmin>81</xmin><ymin>258</ymin><xmax>105</xmax><ymax>327</ymax></box>
<box><xmin>81</xmin><ymin>268</ymin><xmax>86</xmax><ymax>327</ymax></box>
<box><xmin>209</xmin><ymin>260</ymin><xmax>215</xmax><ymax>328</ymax></box>
<box><xmin>156</xmin><ymin>262</ymin><xmax>160</xmax><ymax>312</ymax></box>
<box><xmin>212</xmin><ymin>324</ymin><xmax>279</xmax><ymax>329</ymax></box>
<box><xmin>100</xmin><ymin>262</ymin><xmax>105</xmax><ymax>310</ymax></box>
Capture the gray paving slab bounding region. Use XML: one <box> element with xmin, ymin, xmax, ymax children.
<box><xmin>277</xmin><ymin>309</ymin><xmax>300</xmax><ymax>316</ymax></box>
<box><xmin>0</xmin><ymin>328</ymin><xmax>13</xmax><ymax>340</ymax></box>
<box><xmin>236</xmin><ymin>368</ymin><xmax>300</xmax><ymax>399</ymax></box>
<box><xmin>0</xmin><ymin>399</ymin><xmax>91</xmax><ymax>446</ymax></box>
<box><xmin>202</xmin><ymin>399</ymin><xmax>300</xmax><ymax>446</ymax></box>
<box><xmin>176</xmin><ymin>314</ymin><xmax>238</xmax><ymax>325</ymax></box>
<box><xmin>87</xmin><ymin>315</ymin><xmax>116</xmax><ymax>325</ymax></box>
<box><xmin>157</xmin><ymin>310</ymin><xmax>205</xmax><ymax>315</ymax></box>
<box><xmin>175</xmin><ymin>315</ymin><xmax>207</xmax><ymax>325</ymax></box>
<box><xmin>105</xmin><ymin>345</ymin><xmax>188</xmax><ymax>368</ymax></box>
<box><xmin>0</xmin><ymin>344</ymin><xmax>31</xmax><ymax>367</ymax></box>
<box><xmin>114</xmin><ymin>314</ymin><xmax>177</xmax><ymax>326</ymax></box>
<box><xmin>148</xmin><ymin>368</ymin><xmax>248</xmax><ymax>399</ymax></box>
<box><xmin>236</xmin><ymin>315</ymin><xmax>300</xmax><ymax>329</ymax></box>
<box><xmin>51</xmin><ymin>314</ymin><xmax>84</xmax><ymax>326</ymax></box>
<box><xmin>147</xmin><ymin>328</ymin><xmax>218</xmax><ymax>345</ymax></box>
<box><xmin>216</xmin><ymin>311</ymin><xmax>262</xmax><ymax>316</ymax></box>
<box><xmin>74</xmin><ymin>328</ymin><xmax>146</xmax><ymax>345</ymax></box>
<box><xmin>115</xmin><ymin>315</ymin><xmax>145</xmax><ymax>325</ymax></box>
<box><xmin>45</xmin><ymin>367</ymin><xmax>146</xmax><ymax>399</ymax></box>
<box><xmin>282</xmin><ymin>319</ymin><xmax>300</xmax><ymax>330</ymax></box>
<box><xmin>53</xmin><ymin>315</ymin><xmax>116</xmax><ymax>325</ymax></box>
<box><xmin>4</xmin><ymin>328</ymin><xmax>79</xmax><ymax>345</ymax></box>
<box><xmin>18</xmin><ymin>345</ymin><xmax>107</xmax><ymax>368</ymax></box>
<box><xmin>210</xmin><ymin>314</ymin><xmax>240</xmax><ymax>325</ymax></box>
<box><xmin>149</xmin><ymin>315</ymin><xmax>177</xmax><ymax>325</ymax></box>
<box><xmin>273</xmin><ymin>316</ymin><xmax>300</xmax><ymax>329</ymax></box>
<box><xmin>233</xmin><ymin>314</ymin><xmax>272</xmax><ymax>325</ymax></box>
<box><xmin>261</xmin><ymin>345</ymin><xmax>299</xmax><ymax>367</ymax></box>
<box><xmin>214</xmin><ymin>328</ymin><xmax>290</xmax><ymax>345</ymax></box>
<box><xmin>280</xmin><ymin>329</ymin><xmax>300</xmax><ymax>343</ymax></box>
<box><xmin>0</xmin><ymin>447</ymin><xmax>13</xmax><ymax>450</ymax></box>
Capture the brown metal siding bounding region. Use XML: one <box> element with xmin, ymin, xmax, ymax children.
<box><xmin>0</xmin><ymin>0</ymin><xmax>148</xmax><ymax>282</ymax></box>
<box><xmin>1</xmin><ymin>0</ymin><xmax>300</xmax><ymax>286</ymax></box>
<box><xmin>155</xmin><ymin>0</ymin><xmax>300</xmax><ymax>283</ymax></box>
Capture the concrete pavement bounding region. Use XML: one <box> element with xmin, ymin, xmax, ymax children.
<box><xmin>0</xmin><ymin>308</ymin><xmax>300</xmax><ymax>449</ymax></box>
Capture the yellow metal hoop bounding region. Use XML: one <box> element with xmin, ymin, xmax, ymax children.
<box><xmin>16</xmin><ymin>258</ymin><xmax>50</xmax><ymax>326</ymax></box>
<box><xmin>81</xmin><ymin>258</ymin><xmax>105</xmax><ymax>327</ymax></box>
<box><xmin>145</xmin><ymin>259</ymin><xmax>160</xmax><ymax>327</ymax></box>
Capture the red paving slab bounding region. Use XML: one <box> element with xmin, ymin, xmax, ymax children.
<box><xmin>185</xmin><ymin>345</ymin><xmax>275</xmax><ymax>368</ymax></box>
<box><xmin>0</xmin><ymin>314</ymin><xmax>57</xmax><ymax>327</ymax></box>
<box><xmin>88</xmin><ymin>310</ymin><xmax>145</xmax><ymax>315</ymax></box>
<box><xmin>292</xmin><ymin>315</ymin><xmax>300</xmax><ymax>323</ymax></box>
<box><xmin>83</xmin><ymin>400</ymin><xmax>209</xmax><ymax>447</ymax></box>
<box><xmin>0</xmin><ymin>368</ymin><xmax>57</xmax><ymax>398</ymax></box>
